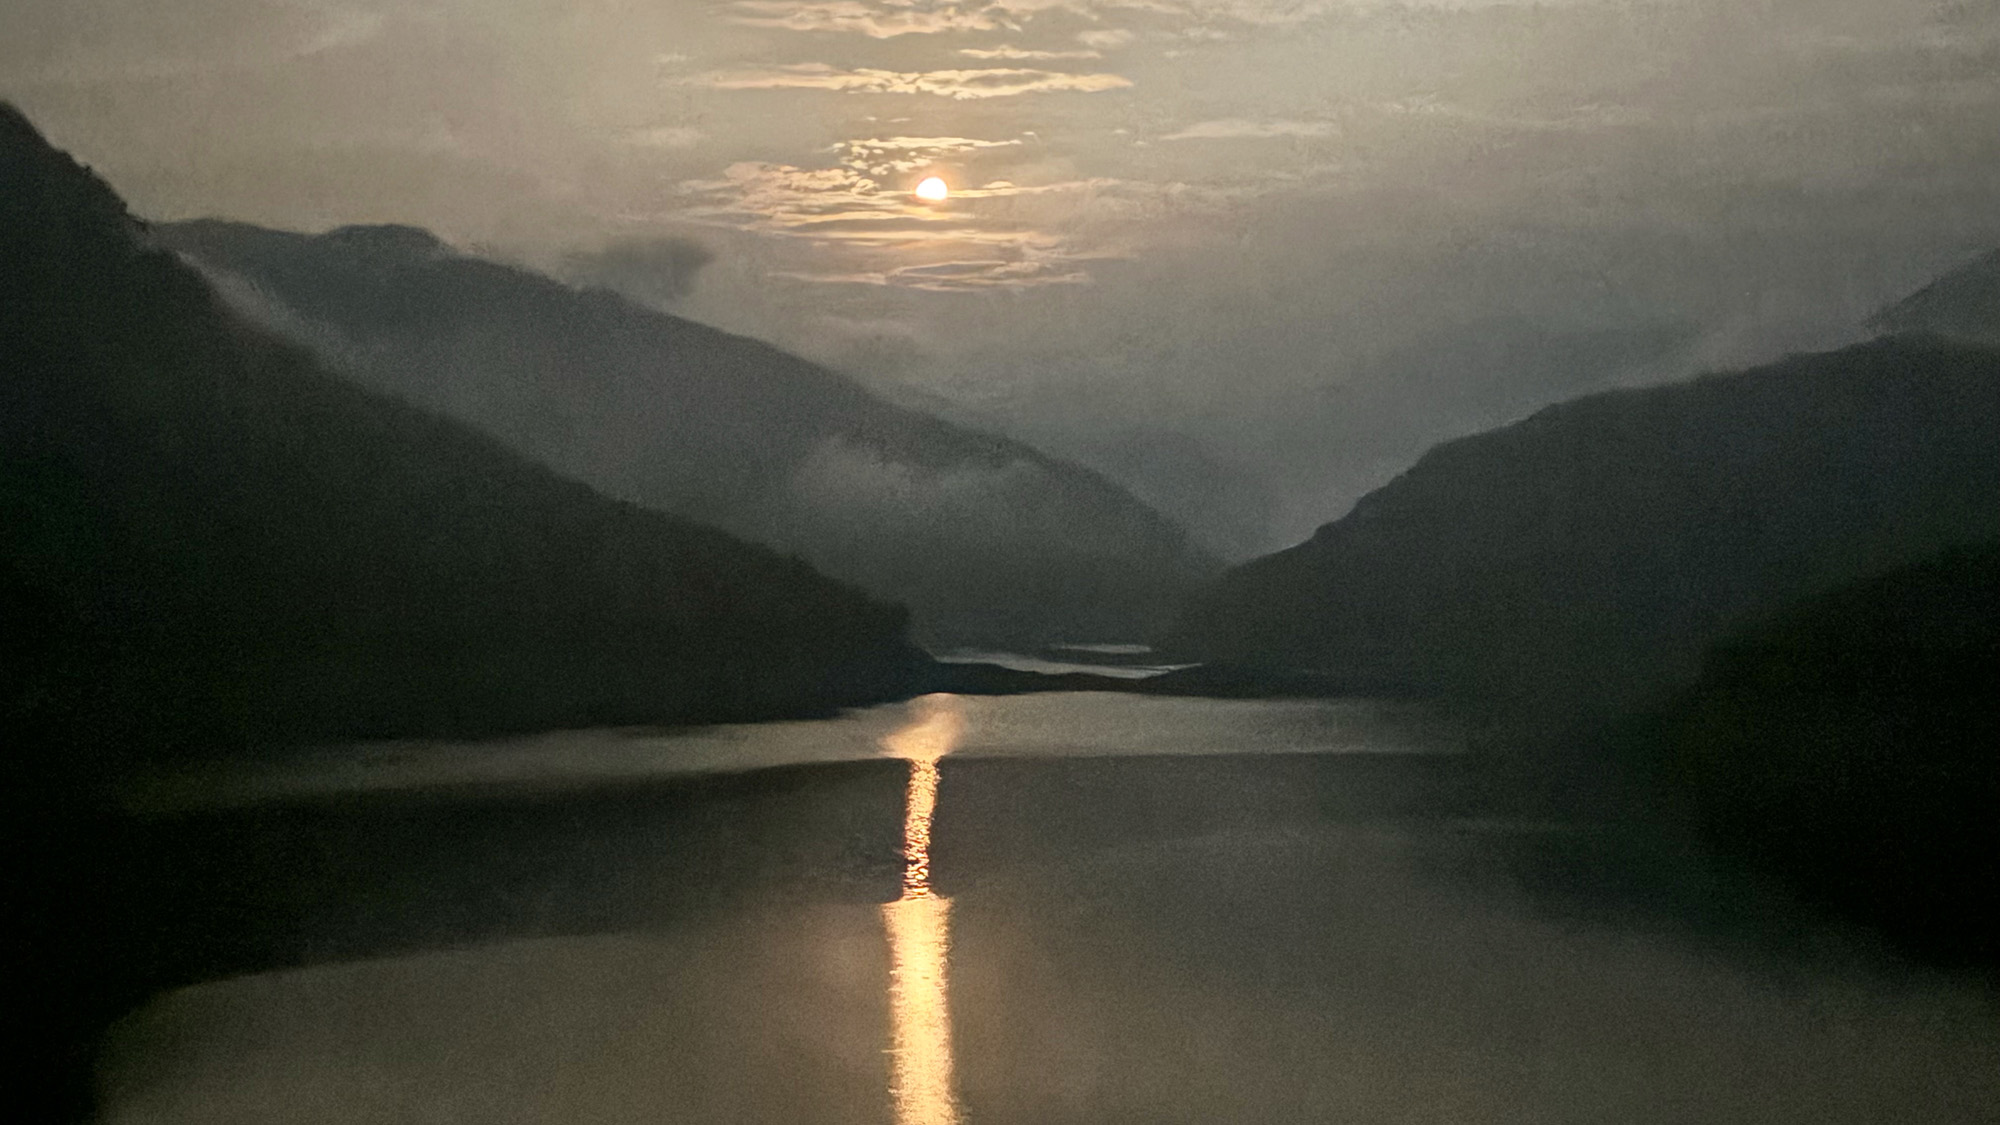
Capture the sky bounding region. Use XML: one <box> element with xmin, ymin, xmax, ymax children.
<box><xmin>6</xmin><ymin>0</ymin><xmax>2000</xmax><ymax>554</ymax></box>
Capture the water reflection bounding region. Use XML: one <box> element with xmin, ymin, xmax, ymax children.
<box><xmin>901</xmin><ymin>758</ymin><xmax>941</xmax><ymax>898</ymax></box>
<box><xmin>881</xmin><ymin>692</ymin><xmax>968</xmax><ymax>764</ymax></box>
<box><xmin>883</xmin><ymin>896</ymin><xmax>959</xmax><ymax>1125</ymax></box>
<box><xmin>93</xmin><ymin>693</ymin><xmax>2000</xmax><ymax>1124</ymax></box>
<box><xmin>880</xmin><ymin>694</ymin><xmax>966</xmax><ymax>1125</ymax></box>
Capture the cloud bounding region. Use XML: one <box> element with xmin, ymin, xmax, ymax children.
<box><xmin>958</xmin><ymin>45</ymin><xmax>1102</xmax><ymax>60</ymax></box>
<box><xmin>689</xmin><ymin>63</ymin><xmax>1134</xmax><ymax>99</ymax></box>
<box><xmin>838</xmin><ymin>134</ymin><xmax>1024</xmax><ymax>176</ymax></box>
<box><xmin>837</xmin><ymin>257</ymin><xmax>1094</xmax><ymax>291</ymax></box>
<box><xmin>843</xmin><ymin>135</ymin><xmax>1024</xmax><ymax>152</ymax></box>
<box><xmin>0</xmin><ymin>0</ymin><xmax>384</xmax><ymax>87</ymax></box>
<box><xmin>788</xmin><ymin>436</ymin><xmax>1114</xmax><ymax>549</ymax></box>
<box><xmin>683</xmin><ymin>161</ymin><xmax>1038</xmax><ymax>235</ymax></box>
<box><xmin>1077</xmin><ymin>28</ymin><xmax>1137</xmax><ymax>50</ymax></box>
<box><xmin>778</xmin><ymin>266</ymin><xmax>1090</xmax><ymax>291</ymax></box>
<box><xmin>669</xmin><ymin>157</ymin><xmax>1138</xmax><ymax>290</ymax></box>
<box><xmin>620</xmin><ymin>125</ymin><xmax>707</xmax><ymax>149</ymax></box>
<box><xmin>680</xmin><ymin>161</ymin><xmax>900</xmax><ymax>222</ymax></box>
<box><xmin>711</xmin><ymin>0</ymin><xmax>1636</xmax><ymax>54</ymax></box>
<box><xmin>1377</xmin><ymin>97</ymin><xmax>1653</xmax><ymax>132</ymax></box>
<box><xmin>677</xmin><ymin>157</ymin><xmax>1207</xmax><ymax>242</ymax></box>
<box><xmin>676</xmin><ymin>160</ymin><xmax>978</xmax><ymax>246</ymax></box>
<box><xmin>725</xmin><ymin>0</ymin><xmax>1012</xmax><ymax>38</ymax></box>
<box><xmin>563</xmin><ymin>236</ymin><xmax>716</xmax><ymax>304</ymax></box>
<box><xmin>1160</xmin><ymin>118</ymin><xmax>1339</xmax><ymax>140</ymax></box>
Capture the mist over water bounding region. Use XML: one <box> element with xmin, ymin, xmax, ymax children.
<box><xmin>97</xmin><ymin>695</ymin><xmax>2000</xmax><ymax>1125</ymax></box>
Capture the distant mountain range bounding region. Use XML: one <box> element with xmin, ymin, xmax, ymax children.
<box><xmin>1171</xmin><ymin>334</ymin><xmax>2000</xmax><ymax>723</ymax></box>
<box><xmin>155</xmin><ymin>220</ymin><xmax>1217</xmax><ymax>647</ymax></box>
<box><xmin>1</xmin><ymin>103</ymin><xmax>927</xmax><ymax>771</ymax></box>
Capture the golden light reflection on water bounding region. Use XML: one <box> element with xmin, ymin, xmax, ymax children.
<box><xmin>883</xmin><ymin>895</ymin><xmax>959</xmax><ymax>1125</ymax></box>
<box><xmin>881</xmin><ymin>692</ymin><xmax>967</xmax><ymax>765</ymax></box>
<box><xmin>901</xmin><ymin>758</ymin><xmax>941</xmax><ymax>898</ymax></box>
<box><xmin>880</xmin><ymin>694</ymin><xmax>966</xmax><ymax>1125</ymax></box>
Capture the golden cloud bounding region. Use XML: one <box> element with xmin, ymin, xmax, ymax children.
<box><xmin>726</xmin><ymin>1</ymin><xmax>1013</xmax><ymax>38</ymax></box>
<box><xmin>690</xmin><ymin>63</ymin><xmax>1133</xmax><ymax>99</ymax></box>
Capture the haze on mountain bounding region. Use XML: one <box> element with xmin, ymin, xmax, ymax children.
<box><xmin>10</xmin><ymin>1</ymin><xmax>1997</xmax><ymax>562</ymax></box>
<box><xmin>0</xmin><ymin>102</ymin><xmax>926</xmax><ymax>775</ymax></box>
<box><xmin>157</xmin><ymin>219</ymin><xmax>1216</xmax><ymax>648</ymax></box>
<box><xmin>1172</xmin><ymin>333</ymin><xmax>2000</xmax><ymax>725</ymax></box>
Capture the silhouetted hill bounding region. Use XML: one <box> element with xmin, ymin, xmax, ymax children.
<box><xmin>1871</xmin><ymin>249</ymin><xmax>2000</xmax><ymax>346</ymax></box>
<box><xmin>154</xmin><ymin>219</ymin><xmax>1218</xmax><ymax>646</ymax></box>
<box><xmin>1172</xmin><ymin>337</ymin><xmax>2000</xmax><ymax>722</ymax></box>
<box><xmin>1633</xmin><ymin>544</ymin><xmax>2000</xmax><ymax>965</ymax></box>
<box><xmin>1</xmin><ymin>102</ymin><xmax>928</xmax><ymax>780</ymax></box>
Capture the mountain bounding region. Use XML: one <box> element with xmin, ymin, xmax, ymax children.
<box><xmin>153</xmin><ymin>220</ymin><xmax>1218</xmax><ymax>647</ymax></box>
<box><xmin>1171</xmin><ymin>337</ymin><xmax>2000</xmax><ymax>723</ymax></box>
<box><xmin>1</xmin><ymin>102</ymin><xmax>927</xmax><ymax>775</ymax></box>
<box><xmin>1870</xmin><ymin>248</ymin><xmax>2000</xmax><ymax>346</ymax></box>
<box><xmin>1637</xmin><ymin>543</ymin><xmax>2000</xmax><ymax>965</ymax></box>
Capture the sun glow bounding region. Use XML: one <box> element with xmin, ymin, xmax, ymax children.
<box><xmin>915</xmin><ymin>176</ymin><xmax>949</xmax><ymax>201</ymax></box>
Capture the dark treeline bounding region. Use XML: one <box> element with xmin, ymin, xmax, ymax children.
<box><xmin>1631</xmin><ymin>544</ymin><xmax>1999</xmax><ymax>965</ymax></box>
<box><xmin>2</xmin><ymin>102</ymin><xmax>931</xmax><ymax>785</ymax></box>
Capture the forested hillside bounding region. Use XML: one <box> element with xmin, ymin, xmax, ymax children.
<box><xmin>2</xmin><ymin>103</ymin><xmax>925</xmax><ymax>780</ymax></box>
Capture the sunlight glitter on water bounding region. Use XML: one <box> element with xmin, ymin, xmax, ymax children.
<box><xmin>901</xmin><ymin>758</ymin><xmax>942</xmax><ymax>898</ymax></box>
<box><xmin>883</xmin><ymin>895</ymin><xmax>959</xmax><ymax>1125</ymax></box>
<box><xmin>881</xmin><ymin>694</ymin><xmax>966</xmax><ymax>1125</ymax></box>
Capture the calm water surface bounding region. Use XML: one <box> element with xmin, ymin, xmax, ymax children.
<box><xmin>100</xmin><ymin>694</ymin><xmax>2000</xmax><ymax>1124</ymax></box>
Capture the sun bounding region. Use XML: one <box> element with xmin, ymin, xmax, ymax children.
<box><xmin>915</xmin><ymin>176</ymin><xmax>949</xmax><ymax>201</ymax></box>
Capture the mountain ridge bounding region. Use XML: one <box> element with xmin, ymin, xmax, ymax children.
<box><xmin>156</xmin><ymin>218</ymin><xmax>1220</xmax><ymax>646</ymax></box>
<box><xmin>1</xmin><ymin>101</ymin><xmax>927</xmax><ymax>775</ymax></box>
<box><xmin>1171</xmin><ymin>334</ymin><xmax>2000</xmax><ymax>722</ymax></box>
<box><xmin>1870</xmin><ymin>248</ymin><xmax>2000</xmax><ymax>346</ymax></box>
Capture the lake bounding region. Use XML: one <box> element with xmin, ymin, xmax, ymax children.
<box><xmin>98</xmin><ymin>693</ymin><xmax>2000</xmax><ymax>1124</ymax></box>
